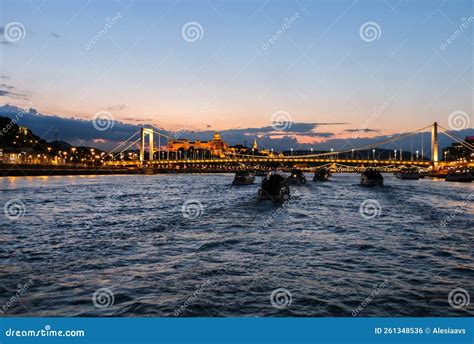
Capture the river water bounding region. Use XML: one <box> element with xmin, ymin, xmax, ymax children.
<box><xmin>0</xmin><ymin>173</ymin><xmax>472</xmax><ymax>317</ymax></box>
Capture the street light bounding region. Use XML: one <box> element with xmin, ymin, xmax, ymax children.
<box><xmin>416</xmin><ymin>150</ymin><xmax>419</xmax><ymax>161</ymax></box>
<box><xmin>290</xmin><ymin>148</ymin><xmax>293</xmax><ymax>156</ymax></box>
<box><xmin>372</xmin><ymin>149</ymin><xmax>375</xmax><ymax>160</ymax></box>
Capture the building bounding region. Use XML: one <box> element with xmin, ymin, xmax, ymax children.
<box><xmin>442</xmin><ymin>136</ymin><xmax>474</xmax><ymax>162</ymax></box>
<box><xmin>167</xmin><ymin>133</ymin><xmax>230</xmax><ymax>158</ymax></box>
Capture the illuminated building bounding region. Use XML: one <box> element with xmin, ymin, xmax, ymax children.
<box><xmin>442</xmin><ymin>136</ymin><xmax>474</xmax><ymax>162</ymax></box>
<box><xmin>167</xmin><ymin>133</ymin><xmax>229</xmax><ymax>157</ymax></box>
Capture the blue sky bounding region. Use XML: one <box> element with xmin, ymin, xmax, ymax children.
<box><xmin>0</xmin><ymin>0</ymin><xmax>472</xmax><ymax>147</ymax></box>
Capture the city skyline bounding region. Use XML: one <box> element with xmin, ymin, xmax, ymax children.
<box><xmin>1</xmin><ymin>103</ymin><xmax>473</xmax><ymax>154</ymax></box>
<box><xmin>0</xmin><ymin>0</ymin><xmax>472</xmax><ymax>147</ymax></box>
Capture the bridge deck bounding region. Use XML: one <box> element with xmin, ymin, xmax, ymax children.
<box><xmin>106</xmin><ymin>158</ymin><xmax>440</xmax><ymax>167</ymax></box>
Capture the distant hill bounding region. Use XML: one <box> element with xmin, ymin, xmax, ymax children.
<box><xmin>49</xmin><ymin>140</ymin><xmax>72</xmax><ymax>151</ymax></box>
<box><xmin>0</xmin><ymin>116</ymin><xmax>49</xmax><ymax>153</ymax></box>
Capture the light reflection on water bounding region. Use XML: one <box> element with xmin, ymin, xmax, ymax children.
<box><xmin>0</xmin><ymin>173</ymin><xmax>472</xmax><ymax>317</ymax></box>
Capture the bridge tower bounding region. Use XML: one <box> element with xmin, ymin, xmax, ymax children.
<box><xmin>431</xmin><ymin>122</ymin><xmax>438</xmax><ymax>167</ymax></box>
<box><xmin>140</xmin><ymin>127</ymin><xmax>154</xmax><ymax>162</ymax></box>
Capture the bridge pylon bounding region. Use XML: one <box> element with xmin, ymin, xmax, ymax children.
<box><xmin>140</xmin><ymin>127</ymin><xmax>154</xmax><ymax>162</ymax></box>
<box><xmin>431</xmin><ymin>122</ymin><xmax>438</xmax><ymax>167</ymax></box>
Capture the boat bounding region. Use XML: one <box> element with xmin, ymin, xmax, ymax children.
<box><xmin>360</xmin><ymin>168</ymin><xmax>384</xmax><ymax>186</ymax></box>
<box><xmin>445</xmin><ymin>169</ymin><xmax>472</xmax><ymax>183</ymax></box>
<box><xmin>232</xmin><ymin>171</ymin><xmax>256</xmax><ymax>185</ymax></box>
<box><xmin>288</xmin><ymin>169</ymin><xmax>307</xmax><ymax>185</ymax></box>
<box><xmin>395</xmin><ymin>167</ymin><xmax>420</xmax><ymax>180</ymax></box>
<box><xmin>313</xmin><ymin>167</ymin><xmax>330</xmax><ymax>181</ymax></box>
<box><xmin>258</xmin><ymin>173</ymin><xmax>290</xmax><ymax>202</ymax></box>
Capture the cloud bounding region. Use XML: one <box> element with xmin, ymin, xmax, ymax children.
<box><xmin>216</xmin><ymin>122</ymin><xmax>346</xmax><ymax>137</ymax></box>
<box><xmin>0</xmin><ymin>83</ymin><xmax>30</xmax><ymax>100</ymax></box>
<box><xmin>121</xmin><ymin>117</ymin><xmax>153</xmax><ymax>123</ymax></box>
<box><xmin>344</xmin><ymin>128</ymin><xmax>380</xmax><ymax>133</ymax></box>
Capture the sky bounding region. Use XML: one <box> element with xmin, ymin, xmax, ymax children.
<box><xmin>0</xmin><ymin>0</ymin><xmax>472</xmax><ymax>149</ymax></box>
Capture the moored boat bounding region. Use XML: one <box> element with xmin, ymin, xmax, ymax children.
<box><xmin>395</xmin><ymin>167</ymin><xmax>420</xmax><ymax>180</ymax></box>
<box><xmin>361</xmin><ymin>168</ymin><xmax>383</xmax><ymax>186</ymax></box>
<box><xmin>232</xmin><ymin>171</ymin><xmax>256</xmax><ymax>185</ymax></box>
<box><xmin>258</xmin><ymin>173</ymin><xmax>290</xmax><ymax>202</ymax></box>
<box><xmin>445</xmin><ymin>169</ymin><xmax>472</xmax><ymax>183</ymax></box>
<box><xmin>313</xmin><ymin>167</ymin><xmax>330</xmax><ymax>181</ymax></box>
<box><xmin>288</xmin><ymin>169</ymin><xmax>307</xmax><ymax>185</ymax></box>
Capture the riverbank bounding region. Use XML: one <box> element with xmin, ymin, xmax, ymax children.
<box><xmin>0</xmin><ymin>164</ymin><xmax>136</xmax><ymax>177</ymax></box>
<box><xmin>0</xmin><ymin>164</ymin><xmax>247</xmax><ymax>176</ymax></box>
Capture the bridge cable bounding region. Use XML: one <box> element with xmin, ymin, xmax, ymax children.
<box><xmin>107</xmin><ymin>131</ymin><xmax>140</xmax><ymax>155</ymax></box>
<box><xmin>112</xmin><ymin>137</ymin><xmax>142</xmax><ymax>159</ymax></box>
<box><xmin>437</xmin><ymin>126</ymin><xmax>474</xmax><ymax>150</ymax></box>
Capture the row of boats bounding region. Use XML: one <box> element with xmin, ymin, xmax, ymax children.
<box><xmin>394</xmin><ymin>167</ymin><xmax>473</xmax><ymax>182</ymax></box>
<box><xmin>233</xmin><ymin>167</ymin><xmax>379</xmax><ymax>202</ymax></box>
<box><xmin>232</xmin><ymin>166</ymin><xmax>472</xmax><ymax>202</ymax></box>
<box><xmin>232</xmin><ymin>168</ymin><xmax>332</xmax><ymax>186</ymax></box>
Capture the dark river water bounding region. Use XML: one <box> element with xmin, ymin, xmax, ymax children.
<box><xmin>0</xmin><ymin>173</ymin><xmax>472</xmax><ymax>317</ymax></box>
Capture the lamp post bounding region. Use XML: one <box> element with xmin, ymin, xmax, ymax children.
<box><xmin>416</xmin><ymin>150</ymin><xmax>419</xmax><ymax>161</ymax></box>
<box><xmin>290</xmin><ymin>148</ymin><xmax>293</xmax><ymax>156</ymax></box>
<box><xmin>372</xmin><ymin>149</ymin><xmax>375</xmax><ymax>160</ymax></box>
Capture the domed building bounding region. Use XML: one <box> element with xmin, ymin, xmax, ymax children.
<box><xmin>167</xmin><ymin>132</ymin><xmax>229</xmax><ymax>158</ymax></box>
